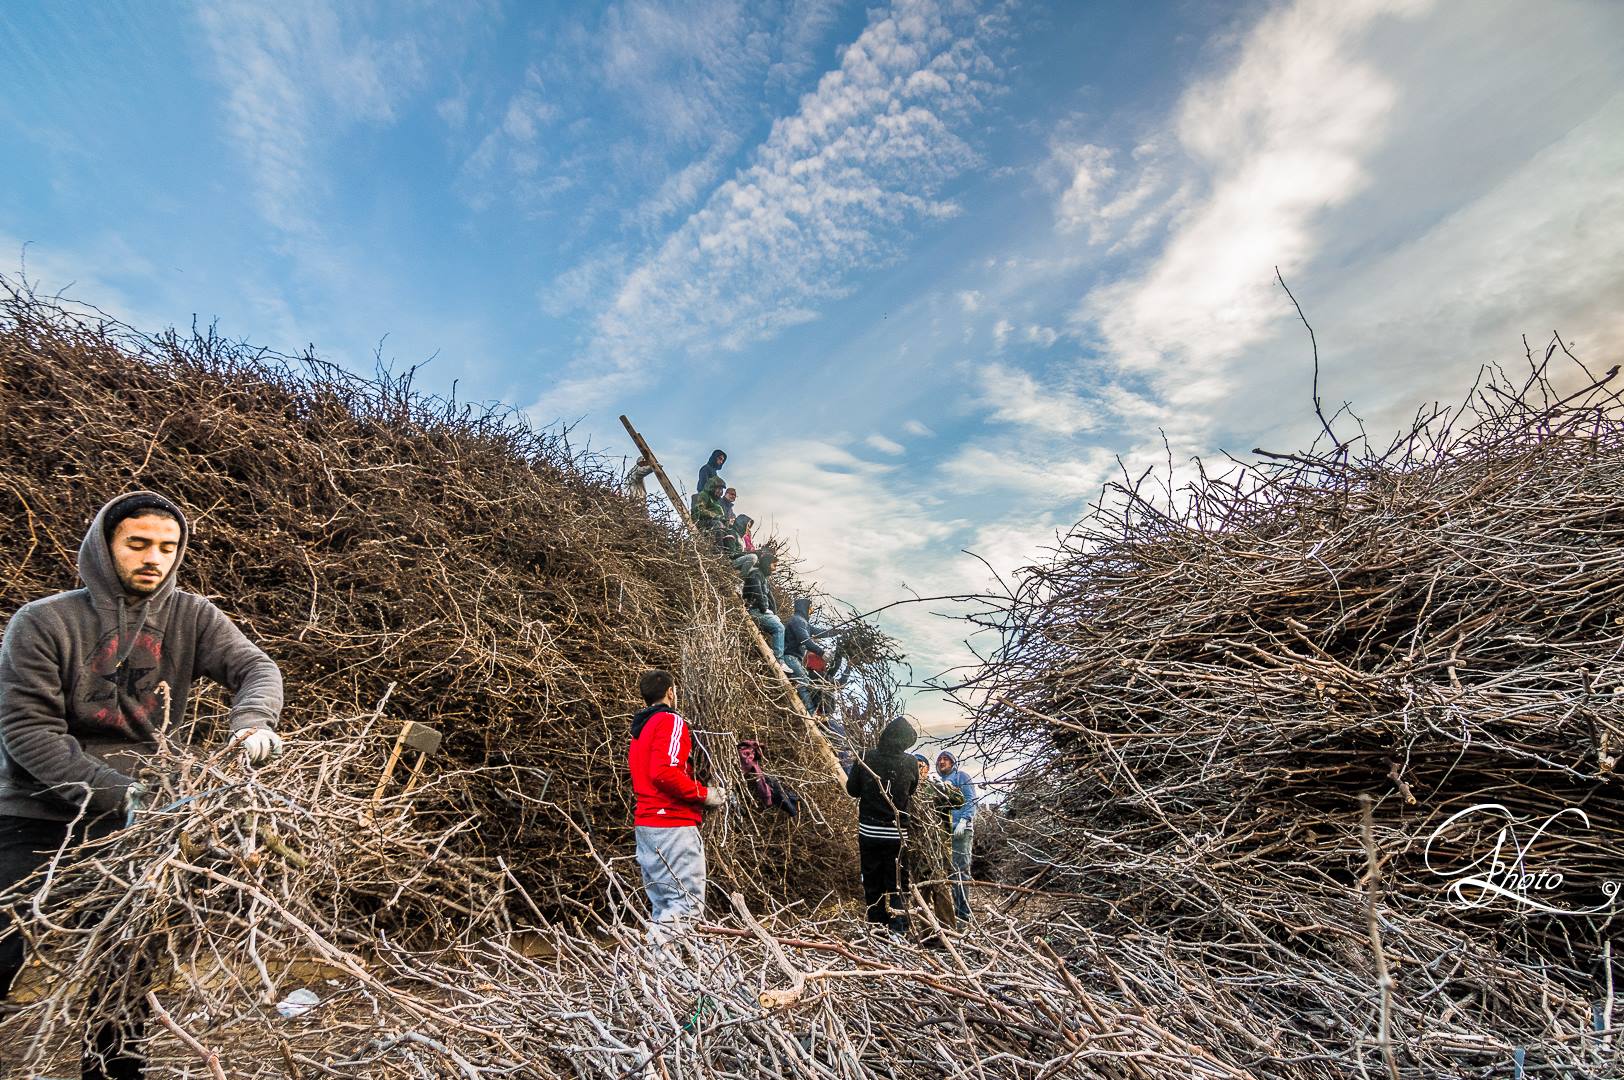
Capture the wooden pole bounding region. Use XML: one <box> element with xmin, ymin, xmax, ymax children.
<box><xmin>620</xmin><ymin>415</ymin><xmax>693</xmax><ymax>526</ymax></box>
<box><xmin>620</xmin><ymin>415</ymin><xmax>847</xmax><ymax>785</ymax></box>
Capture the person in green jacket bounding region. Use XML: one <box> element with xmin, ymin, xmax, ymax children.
<box><xmin>692</xmin><ymin>475</ymin><xmax>727</xmax><ymax>544</ymax></box>
<box><xmin>905</xmin><ymin>754</ymin><xmax>963</xmax><ymax>929</ymax></box>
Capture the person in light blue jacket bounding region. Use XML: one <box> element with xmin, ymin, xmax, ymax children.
<box><xmin>935</xmin><ymin>751</ymin><xmax>976</xmax><ymax>922</ymax></box>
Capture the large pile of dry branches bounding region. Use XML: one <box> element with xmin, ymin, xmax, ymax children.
<box><xmin>0</xmin><ymin>283</ymin><xmax>1276</xmax><ymax>1078</ymax></box>
<box><xmin>959</xmin><ymin>340</ymin><xmax>1624</xmax><ymax>1077</ymax></box>
<box><xmin>0</xmin><ymin>279</ymin><xmax>862</xmax><ymax>918</ymax></box>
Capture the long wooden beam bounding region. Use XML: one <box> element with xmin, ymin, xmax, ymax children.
<box><xmin>620</xmin><ymin>415</ymin><xmax>847</xmax><ymax>785</ymax></box>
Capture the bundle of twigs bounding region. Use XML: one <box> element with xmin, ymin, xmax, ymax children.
<box><xmin>0</xmin><ymin>277</ymin><xmax>862</xmax><ymax>916</ymax></box>
<box><xmin>957</xmin><ymin>339</ymin><xmax>1624</xmax><ymax>1077</ymax></box>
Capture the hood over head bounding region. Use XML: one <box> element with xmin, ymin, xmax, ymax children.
<box><xmin>793</xmin><ymin>597</ymin><xmax>812</xmax><ymax>619</ymax></box>
<box><xmin>709</xmin><ymin>449</ymin><xmax>727</xmax><ymax>467</ymax></box>
<box><xmin>733</xmin><ymin>514</ymin><xmax>753</xmax><ymax>532</ymax></box>
<box><xmin>705</xmin><ymin>475</ymin><xmax>726</xmax><ymax>494</ymax></box>
<box><xmin>631</xmin><ymin>702</ymin><xmax>672</xmax><ymax>740</ymax></box>
<box><xmin>878</xmin><ymin>715</ymin><xmax>917</xmax><ymax>752</ymax></box>
<box><xmin>937</xmin><ymin>750</ymin><xmax>958</xmax><ymax>769</ymax></box>
<box><xmin>80</xmin><ymin>491</ymin><xmax>190</xmax><ymax>612</ymax></box>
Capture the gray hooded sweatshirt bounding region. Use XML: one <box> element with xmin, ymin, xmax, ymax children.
<box><xmin>0</xmin><ymin>492</ymin><xmax>283</xmax><ymax>821</ymax></box>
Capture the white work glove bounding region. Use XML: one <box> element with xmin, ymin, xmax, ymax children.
<box><xmin>952</xmin><ymin>818</ymin><xmax>967</xmax><ymax>836</ymax></box>
<box><xmin>703</xmin><ymin>786</ymin><xmax>727</xmax><ymax>809</ymax></box>
<box><xmin>230</xmin><ymin>727</ymin><xmax>285</xmax><ymax>766</ymax></box>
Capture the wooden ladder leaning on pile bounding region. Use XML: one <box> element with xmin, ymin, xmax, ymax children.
<box><xmin>620</xmin><ymin>414</ymin><xmax>847</xmax><ymax>786</ymax></box>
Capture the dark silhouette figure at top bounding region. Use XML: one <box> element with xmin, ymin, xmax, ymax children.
<box><xmin>697</xmin><ymin>450</ymin><xmax>726</xmax><ymax>494</ymax></box>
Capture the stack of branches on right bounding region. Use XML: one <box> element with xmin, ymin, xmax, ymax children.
<box><xmin>959</xmin><ymin>338</ymin><xmax>1624</xmax><ymax>1078</ymax></box>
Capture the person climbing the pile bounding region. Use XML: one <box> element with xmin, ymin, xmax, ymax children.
<box><xmin>845</xmin><ymin>715</ymin><xmax>919</xmax><ymax>936</ymax></box>
<box><xmin>730</xmin><ymin>516</ymin><xmax>760</xmax><ymax>578</ymax></box>
<box><xmin>784</xmin><ymin>597</ymin><xmax>825</xmax><ymax>712</ymax></box>
<box><xmin>936</xmin><ymin>751</ymin><xmax>977</xmax><ymax>923</ymax></box>
<box><xmin>628</xmin><ymin>669</ymin><xmax>725</xmax><ymax>937</ymax></box>
<box><xmin>0</xmin><ymin>491</ymin><xmax>285</xmax><ymax>1080</ymax></box>
<box><xmin>742</xmin><ymin>549</ymin><xmax>792</xmax><ymax>674</ymax></box>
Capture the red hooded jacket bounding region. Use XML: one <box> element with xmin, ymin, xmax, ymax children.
<box><xmin>628</xmin><ymin>704</ymin><xmax>708</xmax><ymax>827</ymax></box>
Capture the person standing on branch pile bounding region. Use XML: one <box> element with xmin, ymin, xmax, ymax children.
<box><xmin>846</xmin><ymin>715</ymin><xmax>919</xmax><ymax>935</ymax></box>
<box><xmin>692</xmin><ymin>476</ymin><xmax>728</xmax><ymax>547</ymax></box>
<box><xmin>731</xmin><ymin>515</ymin><xmax>756</xmax><ymax>554</ymax></box>
<box><xmin>784</xmin><ymin>597</ymin><xmax>825</xmax><ymax>713</ymax></box>
<box><xmin>729</xmin><ymin>515</ymin><xmax>757</xmax><ymax>575</ymax></box>
<box><xmin>906</xmin><ymin>753</ymin><xmax>963</xmax><ymax>930</ymax></box>
<box><xmin>696</xmin><ymin>449</ymin><xmax>726</xmax><ymax>495</ymax></box>
<box><xmin>625</xmin><ymin>457</ymin><xmax>655</xmax><ymax>499</ymax></box>
<box><xmin>742</xmin><ymin>549</ymin><xmax>792</xmax><ymax>673</ymax></box>
<box><xmin>936</xmin><ymin>751</ymin><xmax>977</xmax><ymax>922</ymax></box>
<box><xmin>628</xmin><ymin>669</ymin><xmax>725</xmax><ymax>938</ymax></box>
<box><xmin>0</xmin><ymin>491</ymin><xmax>285</xmax><ymax>1080</ymax></box>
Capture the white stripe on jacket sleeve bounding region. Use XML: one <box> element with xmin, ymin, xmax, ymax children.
<box><xmin>667</xmin><ymin>715</ymin><xmax>685</xmax><ymax>767</ymax></box>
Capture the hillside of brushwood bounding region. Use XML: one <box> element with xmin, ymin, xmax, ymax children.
<box><xmin>0</xmin><ymin>280</ymin><xmax>859</xmax><ymax>928</ymax></box>
<box><xmin>961</xmin><ymin>340</ymin><xmax>1623</xmax><ymax>1076</ymax></box>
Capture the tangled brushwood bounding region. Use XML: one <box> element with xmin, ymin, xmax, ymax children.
<box><xmin>0</xmin><ymin>282</ymin><xmax>1305</xmax><ymax>1078</ymax></box>
<box><xmin>4</xmin><ymin>715</ymin><xmax>1246</xmax><ymax>1078</ymax></box>
<box><xmin>960</xmin><ymin>339</ymin><xmax>1624</xmax><ymax>1076</ymax></box>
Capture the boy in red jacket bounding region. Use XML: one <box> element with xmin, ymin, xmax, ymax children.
<box><xmin>628</xmin><ymin>669</ymin><xmax>724</xmax><ymax>933</ymax></box>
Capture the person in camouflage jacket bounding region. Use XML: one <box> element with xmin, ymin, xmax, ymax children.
<box><xmin>905</xmin><ymin>754</ymin><xmax>963</xmax><ymax>929</ymax></box>
<box><xmin>692</xmin><ymin>475</ymin><xmax>727</xmax><ymax>535</ymax></box>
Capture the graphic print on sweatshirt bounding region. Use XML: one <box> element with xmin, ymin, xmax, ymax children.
<box><xmin>74</xmin><ymin>627</ymin><xmax>165</xmax><ymax>738</ymax></box>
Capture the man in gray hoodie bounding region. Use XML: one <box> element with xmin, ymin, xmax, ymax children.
<box><xmin>0</xmin><ymin>491</ymin><xmax>285</xmax><ymax>1079</ymax></box>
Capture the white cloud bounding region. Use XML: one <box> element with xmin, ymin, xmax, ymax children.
<box><xmin>902</xmin><ymin>419</ymin><xmax>935</xmax><ymax>437</ymax></box>
<box><xmin>623</xmin><ymin>137</ymin><xmax>740</xmax><ymax>228</ymax></box>
<box><xmin>194</xmin><ymin>1</ymin><xmax>434</xmax><ymax>242</ymax></box>
<box><xmin>1023</xmin><ymin>324</ymin><xmax>1058</xmax><ymax>348</ymax></box>
<box><xmin>942</xmin><ymin>443</ymin><xmax>1116</xmax><ymax>501</ymax></box>
<box><xmin>535</xmin><ymin>0</ymin><xmax>1002</xmax><ymax>414</ymax></box>
<box><xmin>990</xmin><ymin>318</ymin><xmax>1012</xmax><ymax>351</ymax></box>
<box><xmin>978</xmin><ymin>362</ymin><xmax>1097</xmax><ymax>437</ymax></box>
<box><xmin>1248</xmin><ymin>89</ymin><xmax>1624</xmax><ymax>444</ymax></box>
<box><xmin>1074</xmin><ymin>0</ymin><xmax>1432</xmax><ymax>433</ymax></box>
<box><xmin>599</xmin><ymin>0</ymin><xmax>769</xmax><ymax>147</ymax></box>
<box><xmin>1052</xmin><ymin>141</ymin><xmax>1114</xmax><ymax>235</ymax></box>
<box><xmin>457</xmin><ymin>66</ymin><xmax>565</xmax><ymax>207</ymax></box>
<box><xmin>732</xmin><ymin>436</ymin><xmax>958</xmax><ymax>599</ymax></box>
<box><xmin>540</xmin><ymin>246</ymin><xmax>629</xmax><ymax>318</ymax></box>
<box><xmin>956</xmin><ymin>289</ymin><xmax>982</xmax><ymax>313</ymax></box>
<box><xmin>865</xmin><ymin>433</ymin><xmax>906</xmax><ymax>455</ymax></box>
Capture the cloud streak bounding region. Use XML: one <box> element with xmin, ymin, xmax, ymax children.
<box><xmin>194</xmin><ymin>0</ymin><xmax>437</xmax><ymax>243</ymax></box>
<box><xmin>535</xmin><ymin>0</ymin><xmax>1004</xmax><ymax>416</ymax></box>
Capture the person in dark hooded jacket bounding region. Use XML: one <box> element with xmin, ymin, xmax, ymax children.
<box><xmin>742</xmin><ymin>549</ymin><xmax>789</xmax><ymax>669</ymax></box>
<box><xmin>697</xmin><ymin>449</ymin><xmax>727</xmax><ymax>494</ymax></box>
<box><xmin>845</xmin><ymin>715</ymin><xmax>918</xmax><ymax>933</ymax></box>
<box><xmin>0</xmin><ymin>491</ymin><xmax>285</xmax><ymax>1080</ymax></box>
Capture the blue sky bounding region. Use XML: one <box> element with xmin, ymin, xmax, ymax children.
<box><xmin>4</xmin><ymin>0</ymin><xmax>1622</xmax><ymax>733</ymax></box>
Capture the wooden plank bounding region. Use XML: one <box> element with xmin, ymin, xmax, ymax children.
<box><xmin>620</xmin><ymin>415</ymin><xmax>847</xmax><ymax>785</ymax></box>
